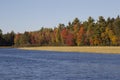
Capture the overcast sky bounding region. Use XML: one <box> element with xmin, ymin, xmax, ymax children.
<box><xmin>0</xmin><ymin>0</ymin><xmax>120</xmax><ymax>33</ymax></box>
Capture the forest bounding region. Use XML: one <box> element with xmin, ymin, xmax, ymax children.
<box><xmin>0</xmin><ymin>16</ymin><xmax>120</xmax><ymax>46</ymax></box>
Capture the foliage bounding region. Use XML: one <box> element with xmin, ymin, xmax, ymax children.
<box><xmin>1</xmin><ymin>16</ymin><xmax>120</xmax><ymax>46</ymax></box>
<box><xmin>0</xmin><ymin>30</ymin><xmax>15</xmax><ymax>46</ymax></box>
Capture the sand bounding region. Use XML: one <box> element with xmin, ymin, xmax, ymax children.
<box><xmin>19</xmin><ymin>46</ymin><xmax>120</xmax><ymax>54</ymax></box>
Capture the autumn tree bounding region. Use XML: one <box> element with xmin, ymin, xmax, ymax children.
<box><xmin>54</xmin><ymin>28</ymin><xmax>61</xmax><ymax>45</ymax></box>
<box><xmin>113</xmin><ymin>16</ymin><xmax>120</xmax><ymax>45</ymax></box>
<box><xmin>86</xmin><ymin>17</ymin><xmax>95</xmax><ymax>45</ymax></box>
<box><xmin>1</xmin><ymin>16</ymin><xmax>120</xmax><ymax>47</ymax></box>
<box><xmin>76</xmin><ymin>25</ymin><xmax>85</xmax><ymax>46</ymax></box>
<box><xmin>65</xmin><ymin>32</ymin><xmax>74</xmax><ymax>46</ymax></box>
<box><xmin>61</xmin><ymin>28</ymin><xmax>68</xmax><ymax>45</ymax></box>
<box><xmin>14</xmin><ymin>33</ymin><xmax>21</xmax><ymax>46</ymax></box>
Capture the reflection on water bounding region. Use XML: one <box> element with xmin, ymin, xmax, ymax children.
<box><xmin>0</xmin><ymin>48</ymin><xmax>120</xmax><ymax>80</ymax></box>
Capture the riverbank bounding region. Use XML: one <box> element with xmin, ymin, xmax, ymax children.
<box><xmin>19</xmin><ymin>46</ymin><xmax>120</xmax><ymax>54</ymax></box>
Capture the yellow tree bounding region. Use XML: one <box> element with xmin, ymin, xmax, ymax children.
<box><xmin>76</xmin><ymin>25</ymin><xmax>85</xmax><ymax>46</ymax></box>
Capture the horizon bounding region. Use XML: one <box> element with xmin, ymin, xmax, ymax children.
<box><xmin>0</xmin><ymin>0</ymin><xmax>120</xmax><ymax>33</ymax></box>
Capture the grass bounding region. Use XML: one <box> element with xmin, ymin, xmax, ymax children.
<box><xmin>19</xmin><ymin>46</ymin><xmax>120</xmax><ymax>54</ymax></box>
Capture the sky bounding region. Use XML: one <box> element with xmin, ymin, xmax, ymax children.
<box><xmin>0</xmin><ymin>0</ymin><xmax>120</xmax><ymax>33</ymax></box>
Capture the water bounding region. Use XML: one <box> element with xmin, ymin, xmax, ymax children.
<box><xmin>0</xmin><ymin>48</ymin><xmax>120</xmax><ymax>80</ymax></box>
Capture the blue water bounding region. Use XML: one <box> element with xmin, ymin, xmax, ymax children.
<box><xmin>0</xmin><ymin>48</ymin><xmax>120</xmax><ymax>80</ymax></box>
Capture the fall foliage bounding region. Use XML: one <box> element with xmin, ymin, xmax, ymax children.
<box><xmin>0</xmin><ymin>16</ymin><xmax>120</xmax><ymax>46</ymax></box>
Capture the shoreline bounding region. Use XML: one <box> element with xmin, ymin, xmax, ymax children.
<box><xmin>19</xmin><ymin>46</ymin><xmax>120</xmax><ymax>54</ymax></box>
<box><xmin>0</xmin><ymin>46</ymin><xmax>13</xmax><ymax>48</ymax></box>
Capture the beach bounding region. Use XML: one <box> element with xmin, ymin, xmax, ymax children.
<box><xmin>19</xmin><ymin>46</ymin><xmax>120</xmax><ymax>54</ymax></box>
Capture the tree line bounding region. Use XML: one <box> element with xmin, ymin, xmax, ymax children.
<box><xmin>0</xmin><ymin>30</ymin><xmax>15</xmax><ymax>46</ymax></box>
<box><xmin>0</xmin><ymin>16</ymin><xmax>120</xmax><ymax>46</ymax></box>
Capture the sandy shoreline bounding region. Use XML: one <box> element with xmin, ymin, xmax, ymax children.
<box><xmin>19</xmin><ymin>46</ymin><xmax>120</xmax><ymax>54</ymax></box>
